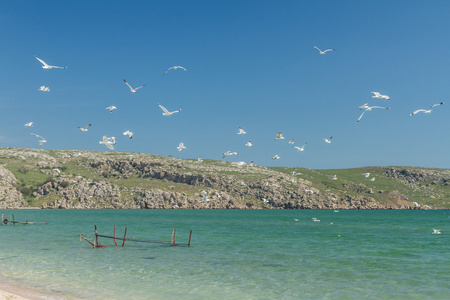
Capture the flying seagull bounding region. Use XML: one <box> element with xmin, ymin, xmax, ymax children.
<box><xmin>288</xmin><ymin>139</ymin><xmax>295</xmax><ymax>144</ymax></box>
<box><xmin>123</xmin><ymin>79</ymin><xmax>145</xmax><ymax>93</ymax></box>
<box><xmin>177</xmin><ymin>141</ymin><xmax>186</xmax><ymax>151</ymax></box>
<box><xmin>275</xmin><ymin>132</ymin><xmax>285</xmax><ymax>140</ymax></box>
<box><xmin>108</xmin><ymin>136</ymin><xmax>117</xmax><ymax>145</ymax></box>
<box><xmin>106</xmin><ymin>106</ymin><xmax>117</xmax><ymax>113</ymax></box>
<box><xmin>363</xmin><ymin>173</ymin><xmax>370</xmax><ymax>179</ymax></box>
<box><xmin>322</xmin><ymin>136</ymin><xmax>333</xmax><ymax>143</ymax></box>
<box><xmin>158</xmin><ymin>103</ymin><xmax>181</xmax><ymax>116</ymax></box>
<box><xmin>24</xmin><ymin>122</ymin><xmax>33</xmax><ymax>127</ymax></box>
<box><xmin>238</xmin><ymin>127</ymin><xmax>246</xmax><ymax>135</ymax></box>
<box><xmin>163</xmin><ymin>66</ymin><xmax>189</xmax><ymax>77</ymax></box>
<box><xmin>293</xmin><ymin>143</ymin><xmax>307</xmax><ymax>151</ymax></box>
<box><xmin>99</xmin><ymin>135</ymin><xmax>114</xmax><ymax>150</ymax></box>
<box><xmin>123</xmin><ymin>130</ymin><xmax>133</xmax><ymax>139</ymax></box>
<box><xmin>432</xmin><ymin>228</ymin><xmax>441</xmax><ymax>234</ymax></box>
<box><xmin>359</xmin><ymin>103</ymin><xmax>370</xmax><ymax>110</ymax></box>
<box><xmin>34</xmin><ymin>56</ymin><xmax>67</xmax><ymax>69</ymax></box>
<box><xmin>223</xmin><ymin>151</ymin><xmax>239</xmax><ymax>158</ymax></box>
<box><xmin>78</xmin><ymin>124</ymin><xmax>91</xmax><ymax>132</ymax></box>
<box><xmin>272</xmin><ymin>154</ymin><xmax>280</xmax><ymax>160</ymax></box>
<box><xmin>245</xmin><ymin>141</ymin><xmax>253</xmax><ymax>147</ymax></box>
<box><xmin>410</xmin><ymin>102</ymin><xmax>444</xmax><ymax>116</ymax></box>
<box><xmin>371</xmin><ymin>91</ymin><xmax>390</xmax><ymax>101</ymax></box>
<box><xmin>357</xmin><ymin>106</ymin><xmax>390</xmax><ymax>123</ymax></box>
<box><xmin>313</xmin><ymin>46</ymin><xmax>335</xmax><ymax>54</ymax></box>
<box><xmin>39</xmin><ymin>86</ymin><xmax>50</xmax><ymax>92</ymax></box>
<box><xmin>30</xmin><ymin>133</ymin><xmax>47</xmax><ymax>147</ymax></box>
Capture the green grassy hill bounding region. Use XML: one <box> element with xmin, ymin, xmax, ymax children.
<box><xmin>0</xmin><ymin>148</ymin><xmax>448</xmax><ymax>209</ymax></box>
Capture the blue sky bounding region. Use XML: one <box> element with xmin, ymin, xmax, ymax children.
<box><xmin>0</xmin><ymin>0</ymin><xmax>449</xmax><ymax>169</ymax></box>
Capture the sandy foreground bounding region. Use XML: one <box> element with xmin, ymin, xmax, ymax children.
<box><xmin>0</xmin><ymin>282</ymin><xmax>68</xmax><ymax>300</ymax></box>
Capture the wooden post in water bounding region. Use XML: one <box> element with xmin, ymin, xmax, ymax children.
<box><xmin>114</xmin><ymin>225</ymin><xmax>118</xmax><ymax>246</ymax></box>
<box><xmin>188</xmin><ymin>230</ymin><xmax>192</xmax><ymax>247</ymax></box>
<box><xmin>94</xmin><ymin>225</ymin><xmax>99</xmax><ymax>247</ymax></box>
<box><xmin>122</xmin><ymin>227</ymin><xmax>127</xmax><ymax>247</ymax></box>
<box><xmin>173</xmin><ymin>228</ymin><xmax>177</xmax><ymax>244</ymax></box>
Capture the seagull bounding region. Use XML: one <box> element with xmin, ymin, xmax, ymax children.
<box><xmin>363</xmin><ymin>173</ymin><xmax>370</xmax><ymax>179</ymax></box>
<box><xmin>432</xmin><ymin>228</ymin><xmax>441</xmax><ymax>234</ymax></box>
<box><xmin>313</xmin><ymin>46</ymin><xmax>335</xmax><ymax>54</ymax></box>
<box><xmin>123</xmin><ymin>130</ymin><xmax>133</xmax><ymax>139</ymax></box>
<box><xmin>197</xmin><ymin>157</ymin><xmax>203</xmax><ymax>162</ymax></box>
<box><xmin>106</xmin><ymin>106</ymin><xmax>117</xmax><ymax>113</ymax></box>
<box><xmin>294</xmin><ymin>218</ymin><xmax>299</xmax><ymax>222</ymax></box>
<box><xmin>201</xmin><ymin>194</ymin><xmax>209</xmax><ymax>203</ymax></box>
<box><xmin>245</xmin><ymin>141</ymin><xmax>253</xmax><ymax>147</ymax></box>
<box><xmin>293</xmin><ymin>143</ymin><xmax>307</xmax><ymax>151</ymax></box>
<box><xmin>30</xmin><ymin>133</ymin><xmax>47</xmax><ymax>147</ymax></box>
<box><xmin>163</xmin><ymin>66</ymin><xmax>189</xmax><ymax>77</ymax></box>
<box><xmin>99</xmin><ymin>135</ymin><xmax>114</xmax><ymax>150</ymax></box>
<box><xmin>288</xmin><ymin>139</ymin><xmax>295</xmax><ymax>144</ymax></box>
<box><xmin>272</xmin><ymin>154</ymin><xmax>280</xmax><ymax>160</ymax></box>
<box><xmin>357</xmin><ymin>106</ymin><xmax>390</xmax><ymax>123</ymax></box>
<box><xmin>34</xmin><ymin>56</ymin><xmax>67</xmax><ymax>69</ymax></box>
<box><xmin>158</xmin><ymin>103</ymin><xmax>181</xmax><ymax>116</ymax></box>
<box><xmin>123</xmin><ymin>79</ymin><xmax>145</xmax><ymax>93</ymax></box>
<box><xmin>177</xmin><ymin>141</ymin><xmax>186</xmax><ymax>151</ymax></box>
<box><xmin>78</xmin><ymin>124</ymin><xmax>91</xmax><ymax>132</ymax></box>
<box><xmin>371</xmin><ymin>91</ymin><xmax>390</xmax><ymax>101</ymax></box>
<box><xmin>24</xmin><ymin>122</ymin><xmax>33</xmax><ymax>127</ymax></box>
<box><xmin>322</xmin><ymin>136</ymin><xmax>333</xmax><ymax>143</ymax></box>
<box><xmin>410</xmin><ymin>102</ymin><xmax>444</xmax><ymax>116</ymax></box>
<box><xmin>369</xmin><ymin>177</ymin><xmax>376</xmax><ymax>181</ymax></box>
<box><xmin>52</xmin><ymin>168</ymin><xmax>61</xmax><ymax>174</ymax></box>
<box><xmin>223</xmin><ymin>151</ymin><xmax>239</xmax><ymax>158</ymax></box>
<box><xmin>238</xmin><ymin>127</ymin><xmax>246</xmax><ymax>135</ymax></box>
<box><xmin>332</xmin><ymin>175</ymin><xmax>337</xmax><ymax>180</ymax></box>
<box><xmin>39</xmin><ymin>86</ymin><xmax>50</xmax><ymax>92</ymax></box>
<box><xmin>275</xmin><ymin>132</ymin><xmax>285</xmax><ymax>140</ymax></box>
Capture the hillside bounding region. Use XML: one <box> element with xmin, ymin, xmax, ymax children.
<box><xmin>0</xmin><ymin>147</ymin><xmax>448</xmax><ymax>209</ymax></box>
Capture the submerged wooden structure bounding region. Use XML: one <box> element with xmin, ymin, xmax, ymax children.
<box><xmin>1</xmin><ymin>214</ymin><xmax>47</xmax><ymax>225</ymax></box>
<box><xmin>80</xmin><ymin>225</ymin><xmax>192</xmax><ymax>248</ymax></box>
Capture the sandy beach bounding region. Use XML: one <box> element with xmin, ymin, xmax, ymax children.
<box><xmin>0</xmin><ymin>282</ymin><xmax>66</xmax><ymax>300</ymax></box>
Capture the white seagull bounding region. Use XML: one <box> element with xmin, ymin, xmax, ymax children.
<box><xmin>432</xmin><ymin>228</ymin><xmax>441</xmax><ymax>234</ymax></box>
<box><xmin>288</xmin><ymin>139</ymin><xmax>295</xmax><ymax>144</ymax></box>
<box><xmin>78</xmin><ymin>124</ymin><xmax>91</xmax><ymax>132</ymax></box>
<box><xmin>245</xmin><ymin>141</ymin><xmax>253</xmax><ymax>147</ymax></box>
<box><xmin>371</xmin><ymin>91</ymin><xmax>390</xmax><ymax>101</ymax></box>
<box><xmin>30</xmin><ymin>133</ymin><xmax>47</xmax><ymax>147</ymax></box>
<box><xmin>313</xmin><ymin>46</ymin><xmax>335</xmax><ymax>54</ymax></box>
<box><xmin>359</xmin><ymin>103</ymin><xmax>370</xmax><ymax>110</ymax></box>
<box><xmin>163</xmin><ymin>66</ymin><xmax>189</xmax><ymax>77</ymax></box>
<box><xmin>223</xmin><ymin>151</ymin><xmax>239</xmax><ymax>158</ymax></box>
<box><xmin>158</xmin><ymin>103</ymin><xmax>181</xmax><ymax>116</ymax></box>
<box><xmin>238</xmin><ymin>127</ymin><xmax>247</xmax><ymax>135</ymax></box>
<box><xmin>177</xmin><ymin>141</ymin><xmax>186</xmax><ymax>151</ymax></box>
<box><xmin>275</xmin><ymin>132</ymin><xmax>285</xmax><ymax>140</ymax></box>
<box><xmin>410</xmin><ymin>102</ymin><xmax>444</xmax><ymax>116</ymax></box>
<box><xmin>34</xmin><ymin>56</ymin><xmax>67</xmax><ymax>69</ymax></box>
<box><xmin>357</xmin><ymin>106</ymin><xmax>390</xmax><ymax>123</ymax></box>
<box><xmin>99</xmin><ymin>135</ymin><xmax>114</xmax><ymax>150</ymax></box>
<box><xmin>39</xmin><ymin>86</ymin><xmax>50</xmax><ymax>92</ymax></box>
<box><xmin>293</xmin><ymin>143</ymin><xmax>307</xmax><ymax>151</ymax></box>
<box><xmin>123</xmin><ymin>79</ymin><xmax>145</xmax><ymax>93</ymax></box>
<box><xmin>123</xmin><ymin>130</ymin><xmax>133</xmax><ymax>139</ymax></box>
<box><xmin>272</xmin><ymin>154</ymin><xmax>280</xmax><ymax>160</ymax></box>
<box><xmin>363</xmin><ymin>173</ymin><xmax>370</xmax><ymax>179</ymax></box>
<box><xmin>332</xmin><ymin>175</ymin><xmax>337</xmax><ymax>180</ymax></box>
<box><xmin>322</xmin><ymin>136</ymin><xmax>333</xmax><ymax>143</ymax></box>
<box><xmin>24</xmin><ymin>122</ymin><xmax>33</xmax><ymax>127</ymax></box>
<box><xmin>108</xmin><ymin>136</ymin><xmax>117</xmax><ymax>145</ymax></box>
<box><xmin>106</xmin><ymin>106</ymin><xmax>117</xmax><ymax>113</ymax></box>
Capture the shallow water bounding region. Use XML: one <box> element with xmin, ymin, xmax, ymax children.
<box><xmin>0</xmin><ymin>209</ymin><xmax>448</xmax><ymax>299</ymax></box>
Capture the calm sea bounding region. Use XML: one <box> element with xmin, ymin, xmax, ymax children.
<box><xmin>0</xmin><ymin>209</ymin><xmax>448</xmax><ymax>299</ymax></box>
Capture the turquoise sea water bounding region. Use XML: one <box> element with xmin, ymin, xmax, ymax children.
<box><xmin>0</xmin><ymin>209</ymin><xmax>448</xmax><ymax>299</ymax></box>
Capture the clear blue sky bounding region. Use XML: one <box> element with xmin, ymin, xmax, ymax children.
<box><xmin>0</xmin><ymin>0</ymin><xmax>449</xmax><ymax>169</ymax></box>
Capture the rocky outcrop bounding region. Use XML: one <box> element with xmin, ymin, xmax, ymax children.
<box><xmin>0</xmin><ymin>166</ymin><xmax>27</xmax><ymax>208</ymax></box>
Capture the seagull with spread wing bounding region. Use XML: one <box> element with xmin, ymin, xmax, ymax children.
<box><xmin>123</xmin><ymin>130</ymin><xmax>133</xmax><ymax>139</ymax></box>
<box><xmin>177</xmin><ymin>141</ymin><xmax>187</xmax><ymax>151</ymax></box>
<box><xmin>78</xmin><ymin>124</ymin><xmax>91</xmax><ymax>132</ymax></box>
<box><xmin>313</xmin><ymin>46</ymin><xmax>335</xmax><ymax>54</ymax></box>
<box><xmin>34</xmin><ymin>56</ymin><xmax>67</xmax><ymax>69</ymax></box>
<box><xmin>24</xmin><ymin>122</ymin><xmax>33</xmax><ymax>127</ymax></box>
<box><xmin>30</xmin><ymin>133</ymin><xmax>47</xmax><ymax>147</ymax></box>
<box><xmin>123</xmin><ymin>79</ymin><xmax>145</xmax><ymax>93</ymax></box>
<box><xmin>39</xmin><ymin>86</ymin><xmax>50</xmax><ymax>92</ymax></box>
<box><xmin>275</xmin><ymin>132</ymin><xmax>285</xmax><ymax>140</ymax></box>
<box><xmin>293</xmin><ymin>143</ymin><xmax>307</xmax><ymax>151</ymax></box>
<box><xmin>106</xmin><ymin>106</ymin><xmax>117</xmax><ymax>113</ymax></box>
<box><xmin>322</xmin><ymin>136</ymin><xmax>333</xmax><ymax>143</ymax></box>
<box><xmin>238</xmin><ymin>127</ymin><xmax>246</xmax><ymax>135</ymax></box>
<box><xmin>163</xmin><ymin>66</ymin><xmax>189</xmax><ymax>77</ymax></box>
<box><xmin>357</xmin><ymin>106</ymin><xmax>390</xmax><ymax>123</ymax></box>
<box><xmin>410</xmin><ymin>102</ymin><xmax>444</xmax><ymax>116</ymax></box>
<box><xmin>99</xmin><ymin>135</ymin><xmax>114</xmax><ymax>150</ymax></box>
<box><xmin>158</xmin><ymin>103</ymin><xmax>181</xmax><ymax>116</ymax></box>
<box><xmin>371</xmin><ymin>91</ymin><xmax>390</xmax><ymax>101</ymax></box>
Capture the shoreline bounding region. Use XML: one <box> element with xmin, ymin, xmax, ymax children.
<box><xmin>0</xmin><ymin>280</ymin><xmax>70</xmax><ymax>300</ymax></box>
